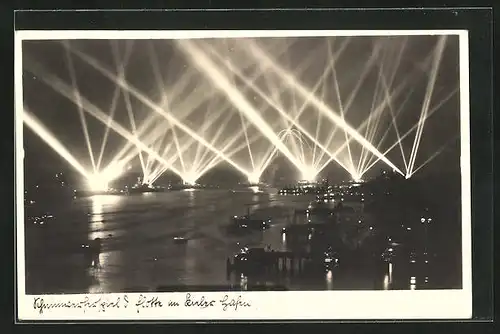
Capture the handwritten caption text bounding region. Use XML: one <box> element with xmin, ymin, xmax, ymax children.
<box><xmin>33</xmin><ymin>293</ymin><xmax>251</xmax><ymax>315</ymax></box>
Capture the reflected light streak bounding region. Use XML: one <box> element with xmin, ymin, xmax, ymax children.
<box><xmin>88</xmin><ymin>195</ymin><xmax>122</xmax><ymax>293</ymax></box>
<box><xmin>281</xmin><ymin>233</ymin><xmax>287</xmax><ymax>245</ymax></box>
<box><xmin>408</xmin><ymin>137</ymin><xmax>456</xmax><ymax>178</ymax></box>
<box><xmin>383</xmin><ymin>274</ymin><xmax>390</xmax><ymax>290</ymax></box>
<box><xmin>326</xmin><ymin>270</ymin><xmax>333</xmax><ymax>290</ymax></box>
<box><xmin>147</xmin><ymin>41</ymin><xmax>187</xmax><ymax>175</ymax></box>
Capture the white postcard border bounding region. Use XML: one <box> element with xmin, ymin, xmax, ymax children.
<box><xmin>15</xmin><ymin>29</ymin><xmax>472</xmax><ymax>321</ymax></box>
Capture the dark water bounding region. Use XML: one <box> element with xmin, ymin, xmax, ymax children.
<box><xmin>24</xmin><ymin>188</ymin><xmax>460</xmax><ymax>294</ymax></box>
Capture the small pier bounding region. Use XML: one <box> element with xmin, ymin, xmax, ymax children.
<box><xmin>227</xmin><ymin>248</ymin><xmax>337</xmax><ymax>276</ymax></box>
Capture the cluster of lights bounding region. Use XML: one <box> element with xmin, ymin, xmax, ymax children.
<box><xmin>86</xmin><ymin>160</ymin><xmax>129</xmax><ymax>192</ymax></box>
<box><xmin>278</xmin><ymin>187</ymin><xmax>318</xmax><ymax>196</ymax></box>
<box><xmin>87</xmin><ymin>176</ymin><xmax>109</xmax><ymax>192</ymax></box>
<box><xmin>29</xmin><ymin>213</ymin><xmax>54</xmax><ymax>226</ymax></box>
<box><xmin>420</xmin><ymin>217</ymin><xmax>433</xmax><ymax>224</ymax></box>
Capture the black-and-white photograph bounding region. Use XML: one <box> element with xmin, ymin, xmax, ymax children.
<box><xmin>16</xmin><ymin>30</ymin><xmax>471</xmax><ymax>320</ymax></box>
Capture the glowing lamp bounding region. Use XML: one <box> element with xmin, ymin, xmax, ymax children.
<box><xmin>88</xmin><ymin>174</ymin><xmax>109</xmax><ymax>192</ymax></box>
<box><xmin>301</xmin><ymin>166</ymin><xmax>318</xmax><ymax>182</ymax></box>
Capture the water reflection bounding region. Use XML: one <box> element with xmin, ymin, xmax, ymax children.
<box><xmin>184</xmin><ymin>188</ymin><xmax>196</xmax><ymax>207</ymax></box>
<box><xmin>383</xmin><ymin>274</ymin><xmax>390</xmax><ymax>290</ymax></box>
<box><xmin>249</xmin><ymin>186</ymin><xmax>260</xmax><ymax>193</ymax></box>
<box><xmin>87</xmin><ymin>195</ymin><xmax>122</xmax><ymax>293</ymax></box>
<box><xmin>240</xmin><ymin>274</ymin><xmax>248</xmax><ymax>291</ymax></box>
<box><xmin>388</xmin><ymin>262</ymin><xmax>393</xmax><ymax>283</ymax></box>
<box><xmin>89</xmin><ymin>195</ymin><xmax>121</xmax><ymax>239</ymax></box>
<box><xmin>326</xmin><ymin>270</ymin><xmax>333</xmax><ymax>290</ymax></box>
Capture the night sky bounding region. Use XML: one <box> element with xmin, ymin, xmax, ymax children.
<box><xmin>21</xmin><ymin>34</ymin><xmax>461</xmax><ymax>186</ymax></box>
